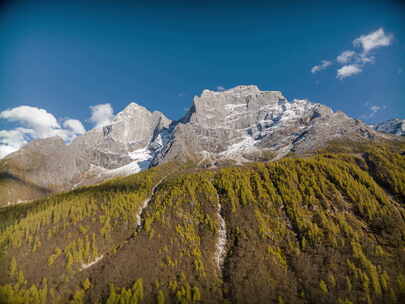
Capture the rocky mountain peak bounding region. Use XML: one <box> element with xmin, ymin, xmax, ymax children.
<box><xmin>187</xmin><ymin>85</ymin><xmax>288</xmax><ymax>128</ymax></box>
<box><xmin>113</xmin><ymin>102</ymin><xmax>152</xmax><ymax>122</ymax></box>
<box><xmin>200</xmin><ymin>85</ymin><xmax>261</xmax><ymax>97</ymax></box>
<box><xmin>158</xmin><ymin>86</ymin><xmax>379</xmax><ymax>165</ymax></box>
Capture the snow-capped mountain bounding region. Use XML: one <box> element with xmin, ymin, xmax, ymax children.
<box><xmin>372</xmin><ymin>119</ymin><xmax>405</xmax><ymax>136</ymax></box>
<box><xmin>67</xmin><ymin>102</ymin><xmax>172</xmax><ymax>186</ymax></box>
<box><xmin>155</xmin><ymin>85</ymin><xmax>376</xmax><ymax>164</ymax></box>
<box><xmin>1</xmin><ymin>85</ymin><xmax>384</xmax><ymax>201</ymax></box>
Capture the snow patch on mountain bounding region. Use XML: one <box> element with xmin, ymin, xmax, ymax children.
<box><xmin>106</xmin><ymin>158</ymin><xmax>149</xmax><ymax>176</ymax></box>
<box><xmin>219</xmin><ymin>135</ymin><xmax>260</xmax><ymax>163</ymax></box>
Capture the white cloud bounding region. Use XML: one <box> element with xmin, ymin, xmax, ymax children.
<box><xmin>313</xmin><ymin>27</ymin><xmax>393</xmax><ymax>80</ymax></box>
<box><xmin>359</xmin><ymin>53</ymin><xmax>375</xmax><ymax>64</ymax></box>
<box><xmin>336</xmin><ymin>50</ymin><xmax>356</xmax><ymax>64</ymax></box>
<box><xmin>63</xmin><ymin>119</ymin><xmax>86</xmax><ymax>135</ymax></box>
<box><xmin>0</xmin><ymin>106</ymin><xmax>60</xmax><ymax>138</ymax></box>
<box><xmin>337</xmin><ymin>64</ymin><xmax>362</xmax><ymax>79</ymax></box>
<box><xmin>360</xmin><ymin>104</ymin><xmax>385</xmax><ymax>120</ymax></box>
<box><xmin>0</xmin><ymin>106</ymin><xmax>86</xmax><ymax>159</ymax></box>
<box><xmin>216</xmin><ymin>86</ymin><xmax>225</xmax><ymax>91</ymax></box>
<box><xmin>0</xmin><ymin>128</ymin><xmax>32</xmax><ymax>146</ymax></box>
<box><xmin>0</xmin><ymin>128</ymin><xmax>32</xmax><ymax>159</ymax></box>
<box><xmin>311</xmin><ymin>60</ymin><xmax>332</xmax><ymax>73</ymax></box>
<box><xmin>90</xmin><ymin>103</ymin><xmax>114</xmax><ymax>128</ymax></box>
<box><xmin>353</xmin><ymin>28</ymin><xmax>393</xmax><ymax>54</ymax></box>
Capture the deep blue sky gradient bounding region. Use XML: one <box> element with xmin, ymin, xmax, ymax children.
<box><xmin>0</xmin><ymin>0</ymin><xmax>404</xmax><ymax>130</ymax></box>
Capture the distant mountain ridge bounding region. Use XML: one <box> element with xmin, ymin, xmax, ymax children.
<box><xmin>0</xmin><ymin>85</ymin><xmax>401</xmax><ymax>204</ymax></box>
<box><xmin>372</xmin><ymin>118</ymin><xmax>405</xmax><ymax>136</ymax></box>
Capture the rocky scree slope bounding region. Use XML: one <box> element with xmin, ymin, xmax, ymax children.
<box><xmin>0</xmin><ymin>85</ymin><xmax>393</xmax><ymax>205</ymax></box>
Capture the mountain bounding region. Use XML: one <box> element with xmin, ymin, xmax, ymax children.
<box><xmin>0</xmin><ymin>85</ymin><xmax>397</xmax><ymax>205</ymax></box>
<box><xmin>0</xmin><ymin>140</ymin><xmax>404</xmax><ymax>303</ymax></box>
<box><xmin>156</xmin><ymin>85</ymin><xmax>378</xmax><ymax>164</ymax></box>
<box><xmin>0</xmin><ymin>85</ymin><xmax>404</xmax><ymax>303</ymax></box>
<box><xmin>372</xmin><ymin>119</ymin><xmax>405</xmax><ymax>136</ymax></box>
<box><xmin>0</xmin><ymin>103</ymin><xmax>172</xmax><ymax>204</ymax></box>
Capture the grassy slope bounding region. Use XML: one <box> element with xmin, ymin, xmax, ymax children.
<box><xmin>0</xmin><ymin>141</ymin><xmax>404</xmax><ymax>304</ymax></box>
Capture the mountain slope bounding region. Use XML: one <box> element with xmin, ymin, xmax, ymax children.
<box><xmin>0</xmin><ymin>172</ymin><xmax>50</xmax><ymax>206</ymax></box>
<box><xmin>0</xmin><ymin>140</ymin><xmax>404</xmax><ymax>304</ymax></box>
<box><xmin>1</xmin><ymin>85</ymin><xmax>388</xmax><ymax>205</ymax></box>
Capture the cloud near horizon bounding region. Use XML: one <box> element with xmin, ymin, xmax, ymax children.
<box><xmin>0</xmin><ymin>102</ymin><xmax>117</xmax><ymax>159</ymax></box>
<box><xmin>0</xmin><ymin>106</ymin><xmax>87</xmax><ymax>159</ymax></box>
<box><xmin>311</xmin><ymin>28</ymin><xmax>394</xmax><ymax>79</ymax></box>
<box><xmin>360</xmin><ymin>104</ymin><xmax>386</xmax><ymax>121</ymax></box>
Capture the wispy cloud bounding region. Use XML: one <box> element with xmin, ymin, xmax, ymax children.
<box><xmin>353</xmin><ymin>28</ymin><xmax>393</xmax><ymax>54</ymax></box>
<box><xmin>216</xmin><ymin>86</ymin><xmax>225</xmax><ymax>91</ymax></box>
<box><xmin>311</xmin><ymin>27</ymin><xmax>394</xmax><ymax>80</ymax></box>
<box><xmin>337</xmin><ymin>64</ymin><xmax>362</xmax><ymax>79</ymax></box>
<box><xmin>311</xmin><ymin>60</ymin><xmax>332</xmax><ymax>73</ymax></box>
<box><xmin>371</xmin><ymin>105</ymin><xmax>381</xmax><ymax>112</ymax></box>
<box><xmin>337</xmin><ymin>28</ymin><xmax>393</xmax><ymax>79</ymax></box>
<box><xmin>360</xmin><ymin>103</ymin><xmax>386</xmax><ymax>121</ymax></box>
<box><xmin>336</xmin><ymin>50</ymin><xmax>356</xmax><ymax>64</ymax></box>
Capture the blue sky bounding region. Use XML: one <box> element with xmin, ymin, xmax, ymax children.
<box><xmin>0</xmin><ymin>0</ymin><xmax>404</xmax><ymax>157</ymax></box>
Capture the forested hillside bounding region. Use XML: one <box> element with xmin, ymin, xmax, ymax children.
<box><xmin>0</xmin><ymin>140</ymin><xmax>404</xmax><ymax>304</ymax></box>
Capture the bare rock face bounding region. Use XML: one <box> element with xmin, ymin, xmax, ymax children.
<box><xmin>67</xmin><ymin>103</ymin><xmax>172</xmax><ymax>188</ymax></box>
<box><xmin>159</xmin><ymin>85</ymin><xmax>378</xmax><ymax>163</ymax></box>
<box><xmin>70</xmin><ymin>103</ymin><xmax>171</xmax><ymax>172</ymax></box>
